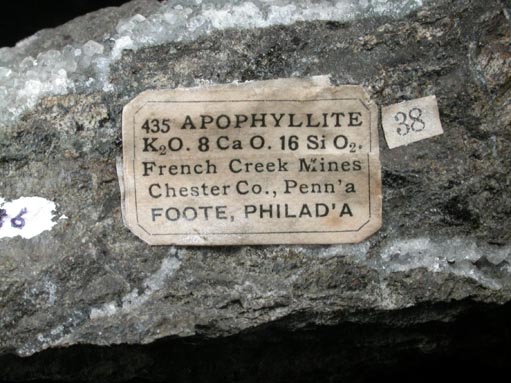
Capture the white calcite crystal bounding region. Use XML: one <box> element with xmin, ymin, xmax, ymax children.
<box><xmin>0</xmin><ymin>0</ymin><xmax>425</xmax><ymax>126</ymax></box>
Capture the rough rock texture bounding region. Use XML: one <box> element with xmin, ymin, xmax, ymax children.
<box><xmin>0</xmin><ymin>0</ymin><xmax>510</xmax><ymax>381</ymax></box>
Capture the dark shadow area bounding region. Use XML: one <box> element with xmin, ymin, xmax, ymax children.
<box><xmin>0</xmin><ymin>0</ymin><xmax>132</xmax><ymax>47</ymax></box>
<box><xmin>1</xmin><ymin>300</ymin><xmax>511</xmax><ymax>382</ymax></box>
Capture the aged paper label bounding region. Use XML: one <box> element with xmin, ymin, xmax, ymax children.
<box><xmin>382</xmin><ymin>95</ymin><xmax>443</xmax><ymax>149</ymax></box>
<box><xmin>121</xmin><ymin>78</ymin><xmax>381</xmax><ymax>245</ymax></box>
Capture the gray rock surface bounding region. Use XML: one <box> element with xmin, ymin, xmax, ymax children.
<box><xmin>0</xmin><ymin>0</ymin><xmax>510</xmax><ymax>379</ymax></box>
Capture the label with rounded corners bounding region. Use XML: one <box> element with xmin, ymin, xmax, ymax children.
<box><xmin>121</xmin><ymin>78</ymin><xmax>382</xmax><ymax>245</ymax></box>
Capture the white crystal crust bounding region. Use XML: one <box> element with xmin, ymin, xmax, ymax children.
<box><xmin>0</xmin><ymin>0</ymin><xmax>425</xmax><ymax>125</ymax></box>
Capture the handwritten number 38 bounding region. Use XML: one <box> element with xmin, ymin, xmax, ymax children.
<box><xmin>394</xmin><ymin>107</ymin><xmax>426</xmax><ymax>136</ymax></box>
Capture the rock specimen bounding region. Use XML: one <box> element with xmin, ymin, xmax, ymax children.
<box><xmin>0</xmin><ymin>0</ymin><xmax>510</xmax><ymax>381</ymax></box>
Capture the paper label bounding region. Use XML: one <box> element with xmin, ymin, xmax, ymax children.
<box><xmin>0</xmin><ymin>197</ymin><xmax>59</xmax><ymax>239</ymax></box>
<box><xmin>382</xmin><ymin>95</ymin><xmax>443</xmax><ymax>149</ymax></box>
<box><xmin>121</xmin><ymin>78</ymin><xmax>382</xmax><ymax>245</ymax></box>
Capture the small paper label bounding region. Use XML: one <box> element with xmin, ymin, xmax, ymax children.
<box><xmin>121</xmin><ymin>78</ymin><xmax>382</xmax><ymax>245</ymax></box>
<box><xmin>382</xmin><ymin>95</ymin><xmax>443</xmax><ymax>149</ymax></box>
<box><xmin>0</xmin><ymin>197</ymin><xmax>59</xmax><ymax>239</ymax></box>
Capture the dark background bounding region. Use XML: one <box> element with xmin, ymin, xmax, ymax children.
<box><xmin>0</xmin><ymin>1</ymin><xmax>132</xmax><ymax>47</ymax></box>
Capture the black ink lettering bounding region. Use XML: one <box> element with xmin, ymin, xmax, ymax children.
<box><xmin>143</xmin><ymin>138</ymin><xmax>159</xmax><ymax>152</ymax></box>
<box><xmin>394</xmin><ymin>111</ymin><xmax>409</xmax><ymax>136</ymax></box>
<box><xmin>288</xmin><ymin>114</ymin><xmax>303</xmax><ymax>127</ymax></box>
<box><xmin>251</xmin><ymin>113</ymin><xmax>267</xmax><ymax>127</ymax></box>
<box><xmin>322</xmin><ymin>113</ymin><xmax>329</xmax><ymax>127</ymax></box>
<box><xmin>339</xmin><ymin>203</ymin><xmax>353</xmax><ymax>217</ymax></box>
<box><xmin>234</xmin><ymin>114</ymin><xmax>248</xmax><ymax>128</ymax></box>
<box><xmin>409</xmin><ymin>108</ymin><xmax>425</xmax><ymax>131</ymax></box>
<box><xmin>306</xmin><ymin>113</ymin><xmax>321</xmax><ymax>127</ymax></box>
<box><xmin>270</xmin><ymin>113</ymin><xmax>285</xmax><ymax>127</ymax></box>
<box><xmin>181</xmin><ymin>115</ymin><xmax>196</xmax><ymax>129</ymax></box>
<box><xmin>216</xmin><ymin>114</ymin><xmax>231</xmax><ymax>129</ymax></box>
<box><xmin>331</xmin><ymin>112</ymin><xmax>345</xmax><ymax>127</ymax></box>
<box><xmin>142</xmin><ymin>161</ymin><xmax>156</xmax><ymax>176</ymax></box>
<box><xmin>200</xmin><ymin>115</ymin><xmax>214</xmax><ymax>129</ymax></box>
<box><xmin>348</xmin><ymin>112</ymin><xmax>362</xmax><ymax>126</ymax></box>
<box><xmin>149</xmin><ymin>184</ymin><xmax>162</xmax><ymax>198</ymax></box>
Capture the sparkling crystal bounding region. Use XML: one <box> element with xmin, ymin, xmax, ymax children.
<box><xmin>0</xmin><ymin>0</ymin><xmax>426</xmax><ymax>126</ymax></box>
